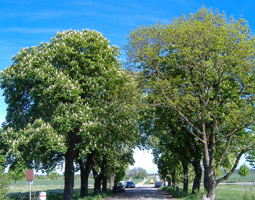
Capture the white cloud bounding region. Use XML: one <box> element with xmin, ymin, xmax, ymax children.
<box><xmin>131</xmin><ymin>148</ymin><xmax>158</xmax><ymax>174</ymax></box>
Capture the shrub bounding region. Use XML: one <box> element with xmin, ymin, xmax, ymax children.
<box><xmin>0</xmin><ymin>166</ymin><xmax>11</xmax><ymax>199</ymax></box>
<box><xmin>242</xmin><ymin>191</ymin><xmax>255</xmax><ymax>200</ymax></box>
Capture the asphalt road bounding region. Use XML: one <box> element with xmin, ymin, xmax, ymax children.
<box><xmin>105</xmin><ymin>184</ymin><xmax>176</xmax><ymax>200</ymax></box>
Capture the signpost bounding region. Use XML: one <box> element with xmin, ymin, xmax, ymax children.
<box><xmin>26</xmin><ymin>170</ymin><xmax>34</xmax><ymax>200</ymax></box>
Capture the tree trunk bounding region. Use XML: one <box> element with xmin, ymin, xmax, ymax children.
<box><xmin>204</xmin><ymin>165</ymin><xmax>216</xmax><ymax>200</ymax></box>
<box><xmin>192</xmin><ymin>160</ymin><xmax>202</xmax><ymax>194</ymax></box>
<box><xmin>79</xmin><ymin>153</ymin><xmax>92</xmax><ymax>198</ymax></box>
<box><xmin>203</xmin><ymin>149</ymin><xmax>209</xmax><ymax>191</ymax></box>
<box><xmin>203</xmin><ymin>124</ymin><xmax>216</xmax><ymax>200</ymax></box>
<box><xmin>182</xmin><ymin>162</ymin><xmax>188</xmax><ymax>193</ymax></box>
<box><xmin>63</xmin><ymin>147</ymin><xmax>75</xmax><ymax>200</ymax></box>
<box><xmin>94</xmin><ymin>175</ymin><xmax>102</xmax><ymax>193</ymax></box>
<box><xmin>102</xmin><ymin>154</ymin><xmax>107</xmax><ymax>192</ymax></box>
<box><xmin>170</xmin><ymin>169</ymin><xmax>176</xmax><ymax>186</ymax></box>
<box><xmin>110</xmin><ymin>164</ymin><xmax>115</xmax><ymax>190</ymax></box>
<box><xmin>92</xmin><ymin>154</ymin><xmax>102</xmax><ymax>194</ymax></box>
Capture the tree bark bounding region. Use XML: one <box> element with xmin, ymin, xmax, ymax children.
<box><xmin>192</xmin><ymin>159</ymin><xmax>202</xmax><ymax>194</ymax></box>
<box><xmin>182</xmin><ymin>162</ymin><xmax>188</xmax><ymax>193</ymax></box>
<box><xmin>170</xmin><ymin>169</ymin><xmax>176</xmax><ymax>186</ymax></box>
<box><xmin>102</xmin><ymin>154</ymin><xmax>107</xmax><ymax>192</ymax></box>
<box><xmin>79</xmin><ymin>153</ymin><xmax>92</xmax><ymax>198</ymax></box>
<box><xmin>203</xmin><ymin>124</ymin><xmax>216</xmax><ymax>200</ymax></box>
<box><xmin>110</xmin><ymin>163</ymin><xmax>115</xmax><ymax>190</ymax></box>
<box><xmin>92</xmin><ymin>154</ymin><xmax>102</xmax><ymax>193</ymax></box>
<box><xmin>63</xmin><ymin>147</ymin><xmax>75</xmax><ymax>200</ymax></box>
<box><xmin>204</xmin><ymin>165</ymin><xmax>216</xmax><ymax>200</ymax></box>
<box><xmin>63</xmin><ymin>130</ymin><xmax>78</xmax><ymax>200</ymax></box>
<box><xmin>203</xmin><ymin>151</ymin><xmax>208</xmax><ymax>191</ymax></box>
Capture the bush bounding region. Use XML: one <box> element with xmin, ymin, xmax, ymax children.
<box><xmin>162</xmin><ymin>186</ymin><xmax>190</xmax><ymax>198</ymax></box>
<box><xmin>242</xmin><ymin>191</ymin><xmax>255</xmax><ymax>200</ymax></box>
<box><xmin>78</xmin><ymin>192</ymin><xmax>109</xmax><ymax>200</ymax></box>
<box><xmin>162</xmin><ymin>186</ymin><xmax>207</xmax><ymax>200</ymax></box>
<box><xmin>0</xmin><ymin>166</ymin><xmax>10</xmax><ymax>199</ymax></box>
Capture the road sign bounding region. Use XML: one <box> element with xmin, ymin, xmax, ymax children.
<box><xmin>26</xmin><ymin>170</ymin><xmax>34</xmax><ymax>181</ymax></box>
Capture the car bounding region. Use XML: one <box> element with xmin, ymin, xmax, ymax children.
<box><xmin>112</xmin><ymin>182</ymin><xmax>125</xmax><ymax>193</ymax></box>
<box><xmin>125</xmin><ymin>181</ymin><xmax>135</xmax><ymax>188</ymax></box>
<box><xmin>155</xmin><ymin>181</ymin><xmax>162</xmax><ymax>188</ymax></box>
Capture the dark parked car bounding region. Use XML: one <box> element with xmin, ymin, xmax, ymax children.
<box><xmin>155</xmin><ymin>181</ymin><xmax>162</xmax><ymax>188</ymax></box>
<box><xmin>112</xmin><ymin>182</ymin><xmax>125</xmax><ymax>193</ymax></box>
<box><xmin>125</xmin><ymin>181</ymin><xmax>135</xmax><ymax>188</ymax></box>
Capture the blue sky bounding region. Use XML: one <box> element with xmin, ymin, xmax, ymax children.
<box><xmin>1</xmin><ymin>0</ymin><xmax>254</xmax><ymax>173</ymax></box>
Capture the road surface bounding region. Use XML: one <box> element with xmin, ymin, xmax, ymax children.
<box><xmin>105</xmin><ymin>184</ymin><xmax>176</xmax><ymax>200</ymax></box>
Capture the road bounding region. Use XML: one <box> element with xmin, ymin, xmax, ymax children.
<box><xmin>105</xmin><ymin>184</ymin><xmax>176</xmax><ymax>200</ymax></box>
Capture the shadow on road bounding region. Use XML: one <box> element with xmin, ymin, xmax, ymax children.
<box><xmin>106</xmin><ymin>187</ymin><xmax>175</xmax><ymax>200</ymax></box>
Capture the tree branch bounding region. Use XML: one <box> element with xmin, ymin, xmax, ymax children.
<box><xmin>216</xmin><ymin>141</ymin><xmax>255</xmax><ymax>185</ymax></box>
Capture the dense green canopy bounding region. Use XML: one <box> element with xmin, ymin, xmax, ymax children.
<box><xmin>1</xmin><ymin>29</ymin><xmax>142</xmax><ymax>199</ymax></box>
<box><xmin>125</xmin><ymin>7</ymin><xmax>255</xmax><ymax>200</ymax></box>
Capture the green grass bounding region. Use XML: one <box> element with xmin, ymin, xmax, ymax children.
<box><xmin>10</xmin><ymin>179</ymin><xmax>94</xmax><ymax>186</ymax></box>
<box><xmin>7</xmin><ymin>184</ymin><xmax>112</xmax><ymax>200</ymax></box>
<box><xmin>221</xmin><ymin>172</ymin><xmax>255</xmax><ymax>183</ymax></box>
<box><xmin>212</xmin><ymin>169</ymin><xmax>255</xmax><ymax>183</ymax></box>
<box><xmin>122</xmin><ymin>178</ymin><xmax>145</xmax><ymax>184</ymax></box>
<box><xmin>144</xmin><ymin>178</ymin><xmax>156</xmax><ymax>184</ymax></box>
<box><xmin>215</xmin><ymin>184</ymin><xmax>255</xmax><ymax>200</ymax></box>
<box><xmin>7</xmin><ymin>184</ymin><xmax>255</xmax><ymax>200</ymax></box>
<box><xmin>7</xmin><ymin>188</ymin><xmax>111</xmax><ymax>200</ymax></box>
<box><xmin>162</xmin><ymin>184</ymin><xmax>255</xmax><ymax>200</ymax></box>
<box><xmin>6</xmin><ymin>178</ymin><xmax>144</xmax><ymax>200</ymax></box>
<box><xmin>8</xmin><ymin>173</ymin><xmax>255</xmax><ymax>200</ymax></box>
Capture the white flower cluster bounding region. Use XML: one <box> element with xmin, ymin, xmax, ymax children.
<box><xmin>0</xmin><ymin>28</ymin><xmax>142</xmax><ymax>166</ymax></box>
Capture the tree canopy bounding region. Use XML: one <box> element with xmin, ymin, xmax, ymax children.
<box><xmin>1</xmin><ymin>29</ymin><xmax>142</xmax><ymax>199</ymax></box>
<box><xmin>238</xmin><ymin>164</ymin><xmax>250</xmax><ymax>177</ymax></box>
<box><xmin>2</xmin><ymin>7</ymin><xmax>255</xmax><ymax>200</ymax></box>
<box><xmin>125</xmin><ymin>7</ymin><xmax>255</xmax><ymax>200</ymax></box>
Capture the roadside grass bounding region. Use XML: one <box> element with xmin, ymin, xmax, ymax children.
<box><xmin>7</xmin><ymin>186</ymin><xmax>111</xmax><ymax>200</ymax></box>
<box><xmin>215</xmin><ymin>184</ymin><xmax>255</xmax><ymax>200</ymax></box>
<box><xmin>162</xmin><ymin>184</ymin><xmax>255</xmax><ymax>200</ymax></box>
<box><xmin>142</xmin><ymin>175</ymin><xmax>157</xmax><ymax>185</ymax></box>
<box><xmin>144</xmin><ymin>178</ymin><xmax>156</xmax><ymax>185</ymax></box>
<box><xmin>6</xmin><ymin>178</ymin><xmax>143</xmax><ymax>200</ymax></box>
<box><xmin>8</xmin><ymin>175</ymin><xmax>255</xmax><ymax>200</ymax></box>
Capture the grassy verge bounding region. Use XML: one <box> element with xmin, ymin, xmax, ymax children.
<box><xmin>6</xmin><ymin>186</ymin><xmax>111</xmax><ymax>200</ymax></box>
<box><xmin>144</xmin><ymin>178</ymin><xmax>156</xmax><ymax>185</ymax></box>
<box><xmin>162</xmin><ymin>184</ymin><xmax>255</xmax><ymax>200</ymax></box>
<box><xmin>6</xmin><ymin>178</ymin><xmax>147</xmax><ymax>199</ymax></box>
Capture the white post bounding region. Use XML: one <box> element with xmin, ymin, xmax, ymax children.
<box><xmin>29</xmin><ymin>181</ymin><xmax>31</xmax><ymax>200</ymax></box>
<box><xmin>202</xmin><ymin>194</ymin><xmax>211</xmax><ymax>200</ymax></box>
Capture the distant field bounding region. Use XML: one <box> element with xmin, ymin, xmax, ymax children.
<box><xmin>7</xmin><ymin>178</ymin><xmax>146</xmax><ymax>199</ymax></box>
<box><xmin>7</xmin><ymin>171</ymin><xmax>255</xmax><ymax>200</ymax></box>
<box><xmin>215</xmin><ymin>184</ymin><xmax>255</xmax><ymax>200</ymax></box>
<box><xmin>122</xmin><ymin>178</ymin><xmax>145</xmax><ymax>184</ymax></box>
<box><xmin>198</xmin><ymin>170</ymin><xmax>255</xmax><ymax>184</ymax></box>
<box><xmin>220</xmin><ymin>171</ymin><xmax>255</xmax><ymax>183</ymax></box>
<box><xmin>10</xmin><ymin>179</ymin><xmax>94</xmax><ymax>186</ymax></box>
